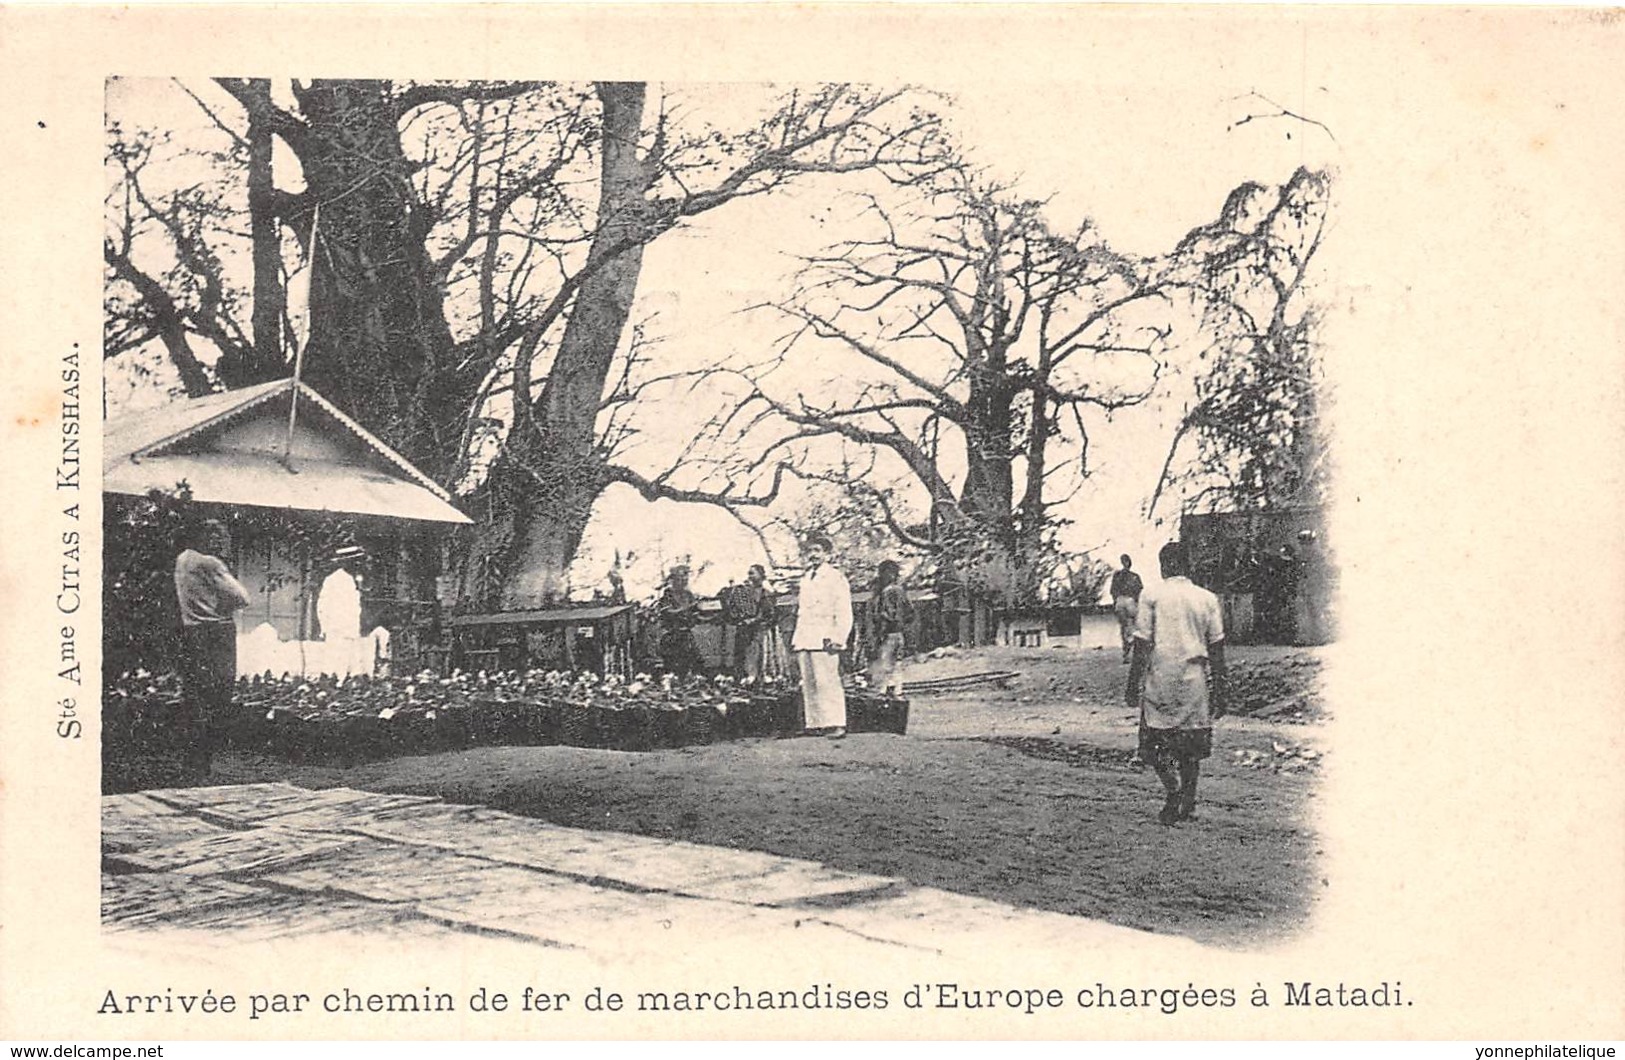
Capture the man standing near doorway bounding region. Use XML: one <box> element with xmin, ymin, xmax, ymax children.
<box><xmin>792</xmin><ymin>533</ymin><xmax>852</xmax><ymax>739</ymax></box>
<box><xmin>1127</xmin><ymin>541</ymin><xmax>1228</xmax><ymax>825</ymax></box>
<box><xmin>1109</xmin><ymin>553</ymin><xmax>1144</xmax><ymax>663</ymax></box>
<box><xmin>174</xmin><ymin>518</ymin><xmax>252</xmax><ymax>781</ymax></box>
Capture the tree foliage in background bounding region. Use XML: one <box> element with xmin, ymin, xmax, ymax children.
<box><xmin>675</xmin><ymin>166</ymin><xmax>1334</xmax><ymax>597</ymax></box>
<box><xmin>105</xmin><ymin>80</ymin><xmax>1332</xmax><ymax>615</ymax></box>
<box><xmin>1149</xmin><ymin>166</ymin><xmax>1333</xmax><ymax>517</ymax></box>
<box><xmin>470</xmin><ymin>83</ymin><xmax>950</xmax><ymax>606</ymax></box>
<box><xmin>775</xmin><ymin>484</ymin><xmax>922</xmax><ymax>590</ymax></box>
<box><xmin>104</xmin><ymin>486</ymin><xmax>194</xmax><ymax>678</ymax></box>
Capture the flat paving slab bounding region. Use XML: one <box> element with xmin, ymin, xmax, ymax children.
<box><xmin>101</xmin><ymin>792</ymin><xmax>230</xmax><ymax>853</ymax></box>
<box><xmin>102</xmin><ymin>782</ymin><xmax>1191</xmax><ymax>959</ymax></box>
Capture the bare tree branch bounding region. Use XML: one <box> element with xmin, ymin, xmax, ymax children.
<box><xmin>103</xmin><ymin>239</ymin><xmax>213</xmax><ymax>397</ymax></box>
<box><xmin>211</xmin><ymin>77</ymin><xmax>311</xmax><ymax>156</ymax></box>
<box><xmin>392</xmin><ymin>80</ymin><xmax>550</xmax><ymax>120</ymax></box>
<box><xmin>1227</xmin><ymin>90</ymin><xmax>1339</xmax><ymax>145</ymax></box>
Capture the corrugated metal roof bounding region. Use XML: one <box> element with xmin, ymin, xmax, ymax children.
<box><xmin>447</xmin><ymin>604</ymin><xmax>635</xmax><ymax>627</ymax></box>
<box><xmin>104</xmin><ymin>451</ymin><xmax>471</xmax><ymax>524</ymax></box>
<box><xmin>103</xmin><ymin>379</ymin><xmax>471</xmax><ymax>524</ymax></box>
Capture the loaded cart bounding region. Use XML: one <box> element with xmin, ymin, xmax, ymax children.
<box><xmin>446</xmin><ymin>603</ymin><xmax>639</xmax><ymax>676</ymax></box>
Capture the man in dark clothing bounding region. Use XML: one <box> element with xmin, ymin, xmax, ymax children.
<box><xmin>723</xmin><ymin>564</ymin><xmax>777</xmax><ymax>680</ymax></box>
<box><xmin>657</xmin><ymin>564</ymin><xmax>703</xmax><ymax>676</ymax></box>
<box><xmin>868</xmin><ymin>559</ymin><xmax>908</xmax><ymax>696</ymax></box>
<box><xmin>1109</xmin><ymin>554</ymin><xmax>1144</xmax><ymax>663</ymax></box>
<box><xmin>1260</xmin><ymin>544</ymin><xmax>1300</xmax><ymax>643</ymax></box>
<box><xmin>173</xmin><ymin>519</ymin><xmax>251</xmax><ymax>780</ymax></box>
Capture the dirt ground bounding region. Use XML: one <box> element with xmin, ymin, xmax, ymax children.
<box><xmin>199</xmin><ymin>618</ymin><xmax>1329</xmax><ymax>950</ymax></box>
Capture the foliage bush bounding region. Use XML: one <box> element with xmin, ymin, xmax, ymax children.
<box><xmin>103</xmin><ymin>486</ymin><xmax>193</xmax><ymax>681</ymax></box>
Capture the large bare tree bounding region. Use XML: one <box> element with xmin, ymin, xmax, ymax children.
<box><xmin>647</xmin><ymin>172</ymin><xmax>1178</xmax><ymax>602</ymax></box>
<box><xmin>465</xmin><ymin>83</ymin><xmax>948</xmax><ymax>606</ymax></box>
<box><xmin>104</xmin><ymin>78</ymin><xmax>948</xmax><ymax>607</ymax></box>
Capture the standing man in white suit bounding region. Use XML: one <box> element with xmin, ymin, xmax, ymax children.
<box><xmin>792</xmin><ymin>532</ymin><xmax>853</xmax><ymax>739</ymax></box>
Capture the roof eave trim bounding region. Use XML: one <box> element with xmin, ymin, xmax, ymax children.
<box><xmin>293</xmin><ymin>382</ymin><xmax>456</xmax><ymax>503</ymax></box>
<box><xmin>129</xmin><ymin>379</ymin><xmax>293</xmax><ymax>463</ymax></box>
<box><xmin>126</xmin><ymin>378</ymin><xmax>461</xmax><ymax>508</ymax></box>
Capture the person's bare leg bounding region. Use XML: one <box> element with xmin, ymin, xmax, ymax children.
<box><xmin>1177</xmin><ymin>756</ymin><xmax>1202</xmax><ymax>820</ymax></box>
<box><xmin>1150</xmin><ymin>746</ymin><xmax>1182</xmax><ymax>825</ymax></box>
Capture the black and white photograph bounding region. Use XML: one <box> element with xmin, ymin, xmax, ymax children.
<box><xmin>2</xmin><ymin>4</ymin><xmax>1622</xmax><ymax>1047</ymax></box>
<box><xmin>96</xmin><ymin>70</ymin><xmax>1336</xmax><ymax>953</ymax></box>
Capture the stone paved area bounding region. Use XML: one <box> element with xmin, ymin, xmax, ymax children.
<box><xmin>103</xmin><ymin>782</ymin><xmax>1203</xmax><ymax>962</ymax></box>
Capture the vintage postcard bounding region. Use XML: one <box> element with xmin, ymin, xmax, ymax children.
<box><xmin>1</xmin><ymin>4</ymin><xmax>1621</xmax><ymax>1045</ymax></box>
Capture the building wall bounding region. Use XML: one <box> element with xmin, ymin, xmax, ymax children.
<box><xmin>232</xmin><ymin>533</ymin><xmax>311</xmax><ymax>642</ymax></box>
<box><xmin>105</xmin><ymin>390</ymin><xmax>461</xmax><ymax>679</ymax></box>
<box><xmin>997</xmin><ymin>616</ymin><xmax>1047</xmax><ymax>648</ymax></box>
<box><xmin>208</xmin><ymin>409</ymin><xmax>355</xmax><ymax>463</ymax></box>
<box><xmin>226</xmin><ymin>524</ymin><xmax>436</xmax><ymax>678</ymax></box>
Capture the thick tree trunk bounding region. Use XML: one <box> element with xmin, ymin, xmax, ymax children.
<box><xmin>490</xmin><ymin>82</ymin><xmax>653</xmax><ymax>607</ymax></box>
<box><xmin>948</xmin><ymin>343</ymin><xmax>1044</xmax><ymax>603</ymax></box>
<box><xmin>219</xmin><ymin>79</ymin><xmax>287</xmax><ymax>388</ymax></box>
<box><xmin>1013</xmin><ymin>389</ymin><xmax>1054</xmax><ymax>603</ymax></box>
<box><xmin>956</xmin><ymin>356</ymin><xmax>1018</xmax><ymax>577</ymax></box>
<box><xmin>497</xmin><ymin>477</ymin><xmax>596</xmax><ymax>605</ymax></box>
<box><xmin>294</xmin><ymin>80</ymin><xmax>468</xmax><ymax>482</ymax></box>
<box><xmin>960</xmin><ymin>418</ymin><xmax>1014</xmax><ymax>531</ymax></box>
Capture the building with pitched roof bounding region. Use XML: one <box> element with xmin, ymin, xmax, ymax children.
<box><xmin>104</xmin><ymin>378</ymin><xmax>470</xmax><ymax>677</ymax></box>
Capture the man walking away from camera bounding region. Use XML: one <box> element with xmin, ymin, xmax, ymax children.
<box><xmin>174</xmin><ymin>518</ymin><xmax>251</xmax><ymax>780</ymax></box>
<box><xmin>1127</xmin><ymin>541</ymin><xmax>1228</xmax><ymax>825</ymax></box>
<box><xmin>792</xmin><ymin>532</ymin><xmax>852</xmax><ymax>739</ymax></box>
<box><xmin>1110</xmin><ymin>554</ymin><xmax>1144</xmax><ymax>663</ymax></box>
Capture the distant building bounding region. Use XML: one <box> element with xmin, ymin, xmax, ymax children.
<box><xmin>103</xmin><ymin>378</ymin><xmax>471</xmax><ymax>677</ymax></box>
<box><xmin>993</xmin><ymin>603</ymin><xmax>1092</xmax><ymax>650</ymax></box>
<box><xmin>996</xmin><ymin>608</ymin><xmax>1049</xmax><ymax>649</ymax></box>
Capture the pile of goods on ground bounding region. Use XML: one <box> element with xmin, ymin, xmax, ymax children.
<box><xmin>102</xmin><ymin>668</ymin><xmax>908</xmax><ymax>767</ymax></box>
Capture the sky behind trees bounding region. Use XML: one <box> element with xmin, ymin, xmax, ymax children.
<box><xmin>104</xmin><ymin>75</ymin><xmax>1338</xmax><ymax>601</ymax></box>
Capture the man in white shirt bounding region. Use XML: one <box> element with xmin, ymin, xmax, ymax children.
<box><xmin>174</xmin><ymin>519</ymin><xmax>253</xmax><ymax>780</ymax></box>
<box><xmin>791</xmin><ymin>533</ymin><xmax>853</xmax><ymax>739</ymax></box>
<box><xmin>1127</xmin><ymin>541</ymin><xmax>1229</xmax><ymax>825</ymax></box>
